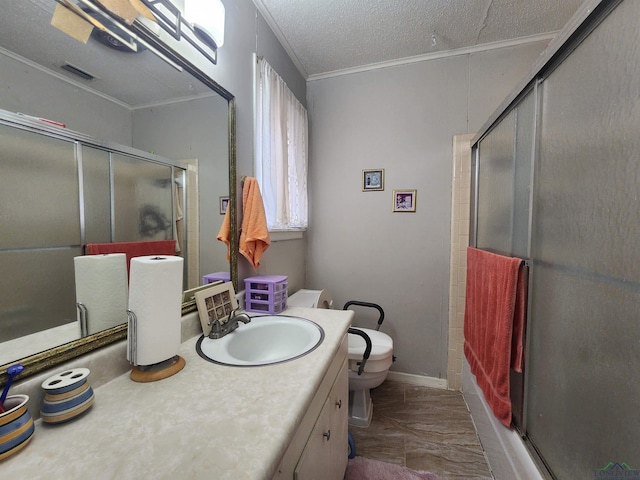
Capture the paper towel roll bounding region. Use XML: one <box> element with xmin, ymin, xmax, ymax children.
<box><xmin>74</xmin><ymin>254</ymin><xmax>128</xmax><ymax>336</ymax></box>
<box><xmin>128</xmin><ymin>255</ymin><xmax>184</xmax><ymax>366</ymax></box>
<box><xmin>287</xmin><ymin>289</ymin><xmax>334</xmax><ymax>309</ymax></box>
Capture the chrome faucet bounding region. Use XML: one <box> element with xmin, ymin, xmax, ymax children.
<box><xmin>230</xmin><ymin>307</ymin><xmax>252</xmax><ymax>326</ymax></box>
<box><xmin>208</xmin><ymin>307</ymin><xmax>251</xmax><ymax>339</ymax></box>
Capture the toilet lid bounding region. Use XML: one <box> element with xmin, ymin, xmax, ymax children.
<box><xmin>348</xmin><ymin>327</ymin><xmax>393</xmax><ymax>361</ymax></box>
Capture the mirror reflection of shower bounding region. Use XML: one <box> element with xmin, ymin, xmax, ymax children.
<box><xmin>0</xmin><ymin>0</ymin><xmax>234</xmax><ymax>371</ymax></box>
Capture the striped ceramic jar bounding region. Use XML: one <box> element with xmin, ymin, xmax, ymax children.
<box><xmin>0</xmin><ymin>394</ymin><xmax>35</xmax><ymax>461</ymax></box>
<box><xmin>40</xmin><ymin>368</ymin><xmax>95</xmax><ymax>424</ymax></box>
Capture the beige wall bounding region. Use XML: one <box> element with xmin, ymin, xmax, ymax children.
<box><xmin>305</xmin><ymin>41</ymin><xmax>549</xmax><ymax>380</ymax></box>
<box><xmin>0</xmin><ymin>54</ymin><xmax>132</xmax><ymax>144</ymax></box>
<box><xmin>257</xmin><ymin>235</ymin><xmax>307</xmax><ymax>294</ymax></box>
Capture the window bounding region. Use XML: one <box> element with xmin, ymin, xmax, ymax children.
<box><xmin>254</xmin><ymin>57</ymin><xmax>308</xmax><ymax>230</ymax></box>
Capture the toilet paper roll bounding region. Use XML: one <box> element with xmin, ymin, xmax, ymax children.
<box><xmin>128</xmin><ymin>255</ymin><xmax>184</xmax><ymax>366</ymax></box>
<box><xmin>287</xmin><ymin>289</ymin><xmax>334</xmax><ymax>309</ymax></box>
<box><xmin>74</xmin><ymin>254</ymin><xmax>128</xmax><ymax>335</ymax></box>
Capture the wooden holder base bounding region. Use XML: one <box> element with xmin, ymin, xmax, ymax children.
<box><xmin>130</xmin><ymin>355</ymin><xmax>186</xmax><ymax>383</ymax></box>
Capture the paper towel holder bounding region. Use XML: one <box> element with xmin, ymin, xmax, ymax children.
<box><xmin>130</xmin><ymin>355</ymin><xmax>186</xmax><ymax>383</ymax></box>
<box><xmin>77</xmin><ymin>303</ymin><xmax>88</xmax><ymax>337</ymax></box>
<box><xmin>126</xmin><ymin>254</ymin><xmax>186</xmax><ymax>383</ymax></box>
<box><xmin>127</xmin><ymin>308</ymin><xmax>186</xmax><ymax>383</ymax></box>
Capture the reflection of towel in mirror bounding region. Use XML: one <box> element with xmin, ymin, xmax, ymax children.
<box><xmin>86</xmin><ymin>240</ymin><xmax>176</xmax><ymax>280</ymax></box>
<box><xmin>239</xmin><ymin>178</ymin><xmax>271</xmax><ymax>270</ymax></box>
<box><xmin>217</xmin><ymin>207</ymin><xmax>232</xmax><ymax>262</ymax></box>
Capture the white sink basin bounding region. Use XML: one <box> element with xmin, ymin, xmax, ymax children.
<box><xmin>196</xmin><ymin>315</ymin><xmax>324</xmax><ymax>366</ymax></box>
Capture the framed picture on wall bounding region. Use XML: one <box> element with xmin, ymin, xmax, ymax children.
<box><xmin>362</xmin><ymin>169</ymin><xmax>384</xmax><ymax>191</ymax></box>
<box><xmin>219</xmin><ymin>196</ymin><xmax>229</xmax><ymax>215</ymax></box>
<box><xmin>392</xmin><ymin>190</ymin><xmax>417</xmax><ymax>212</ymax></box>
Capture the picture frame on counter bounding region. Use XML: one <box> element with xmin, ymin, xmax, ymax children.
<box><xmin>194</xmin><ymin>282</ymin><xmax>238</xmax><ymax>337</ymax></box>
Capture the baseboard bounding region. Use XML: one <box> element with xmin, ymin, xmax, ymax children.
<box><xmin>387</xmin><ymin>371</ymin><xmax>448</xmax><ymax>389</ymax></box>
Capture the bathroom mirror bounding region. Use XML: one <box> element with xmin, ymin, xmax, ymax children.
<box><xmin>0</xmin><ymin>0</ymin><xmax>238</xmax><ymax>385</ymax></box>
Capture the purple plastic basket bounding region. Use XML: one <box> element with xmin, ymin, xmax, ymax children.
<box><xmin>203</xmin><ymin>271</ymin><xmax>231</xmax><ymax>284</ymax></box>
<box><xmin>244</xmin><ymin>275</ymin><xmax>288</xmax><ymax>313</ymax></box>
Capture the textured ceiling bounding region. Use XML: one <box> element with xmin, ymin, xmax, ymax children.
<box><xmin>253</xmin><ymin>0</ymin><xmax>586</xmax><ymax>78</ymax></box>
<box><xmin>1</xmin><ymin>0</ymin><xmax>587</xmax><ymax>104</ymax></box>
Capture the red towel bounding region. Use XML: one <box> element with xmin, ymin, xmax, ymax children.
<box><xmin>86</xmin><ymin>240</ymin><xmax>176</xmax><ymax>279</ymax></box>
<box><xmin>464</xmin><ymin>247</ymin><xmax>525</xmax><ymax>427</ymax></box>
<box><xmin>511</xmin><ymin>264</ymin><xmax>528</xmax><ymax>373</ymax></box>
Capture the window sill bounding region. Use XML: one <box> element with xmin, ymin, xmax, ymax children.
<box><xmin>269</xmin><ymin>230</ymin><xmax>304</xmax><ymax>241</ymax></box>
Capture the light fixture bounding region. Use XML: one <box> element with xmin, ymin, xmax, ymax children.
<box><xmin>53</xmin><ymin>0</ymin><xmax>184</xmax><ymax>71</ymax></box>
<box><xmin>184</xmin><ymin>0</ymin><xmax>225</xmax><ymax>50</ymax></box>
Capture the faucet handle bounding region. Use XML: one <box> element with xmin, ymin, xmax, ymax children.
<box><xmin>229</xmin><ymin>306</ymin><xmax>240</xmax><ymax>321</ymax></box>
<box><xmin>229</xmin><ymin>307</ymin><xmax>251</xmax><ymax>325</ymax></box>
<box><xmin>208</xmin><ymin>307</ymin><xmax>250</xmax><ymax>339</ymax></box>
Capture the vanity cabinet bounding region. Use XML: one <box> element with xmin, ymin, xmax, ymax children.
<box><xmin>273</xmin><ymin>335</ymin><xmax>349</xmax><ymax>480</ymax></box>
<box><xmin>294</xmin><ymin>359</ymin><xmax>348</xmax><ymax>479</ymax></box>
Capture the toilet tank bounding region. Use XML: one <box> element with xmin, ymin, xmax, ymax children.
<box><xmin>287</xmin><ymin>289</ymin><xmax>333</xmax><ymax>309</ymax></box>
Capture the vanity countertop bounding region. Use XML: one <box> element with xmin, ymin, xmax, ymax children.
<box><xmin>0</xmin><ymin>307</ymin><xmax>353</xmax><ymax>480</ymax></box>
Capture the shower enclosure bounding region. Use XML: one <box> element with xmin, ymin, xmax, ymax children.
<box><xmin>470</xmin><ymin>0</ymin><xmax>640</xmax><ymax>478</ymax></box>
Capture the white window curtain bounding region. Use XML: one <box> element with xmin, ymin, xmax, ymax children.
<box><xmin>255</xmin><ymin>57</ymin><xmax>308</xmax><ymax>230</ymax></box>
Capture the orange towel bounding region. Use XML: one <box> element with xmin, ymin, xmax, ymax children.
<box><xmin>238</xmin><ymin>178</ymin><xmax>270</xmax><ymax>270</ymax></box>
<box><xmin>463</xmin><ymin>247</ymin><xmax>524</xmax><ymax>427</ymax></box>
<box><xmin>217</xmin><ymin>207</ymin><xmax>232</xmax><ymax>262</ymax></box>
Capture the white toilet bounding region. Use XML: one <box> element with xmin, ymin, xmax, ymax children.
<box><xmin>287</xmin><ymin>289</ymin><xmax>394</xmax><ymax>427</ymax></box>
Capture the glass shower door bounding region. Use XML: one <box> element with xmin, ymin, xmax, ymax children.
<box><xmin>112</xmin><ymin>153</ymin><xmax>174</xmax><ymax>242</ymax></box>
<box><xmin>526</xmin><ymin>1</ymin><xmax>640</xmax><ymax>476</ymax></box>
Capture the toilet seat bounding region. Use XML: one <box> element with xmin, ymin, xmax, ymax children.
<box><xmin>346</xmin><ymin>326</ymin><xmax>394</xmax><ymax>427</ymax></box>
<box><xmin>347</xmin><ymin>327</ymin><xmax>393</xmax><ymax>373</ymax></box>
<box><xmin>287</xmin><ymin>289</ymin><xmax>393</xmax><ymax>427</ymax></box>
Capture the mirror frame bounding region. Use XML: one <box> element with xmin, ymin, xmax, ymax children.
<box><xmin>0</xmin><ymin>17</ymin><xmax>238</xmax><ymax>387</ymax></box>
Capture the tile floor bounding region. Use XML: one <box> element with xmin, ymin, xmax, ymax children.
<box><xmin>349</xmin><ymin>380</ymin><xmax>493</xmax><ymax>480</ymax></box>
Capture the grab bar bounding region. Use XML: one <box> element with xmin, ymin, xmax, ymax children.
<box><xmin>343</xmin><ymin>301</ymin><xmax>385</xmax><ymax>331</ymax></box>
<box><xmin>347</xmin><ymin>328</ymin><xmax>372</xmax><ymax>376</ymax></box>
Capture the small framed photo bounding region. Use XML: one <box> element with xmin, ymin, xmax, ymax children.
<box><xmin>219</xmin><ymin>196</ymin><xmax>229</xmax><ymax>215</ymax></box>
<box><xmin>362</xmin><ymin>169</ymin><xmax>384</xmax><ymax>191</ymax></box>
<box><xmin>392</xmin><ymin>190</ymin><xmax>417</xmax><ymax>212</ymax></box>
<box><xmin>194</xmin><ymin>282</ymin><xmax>238</xmax><ymax>336</ymax></box>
